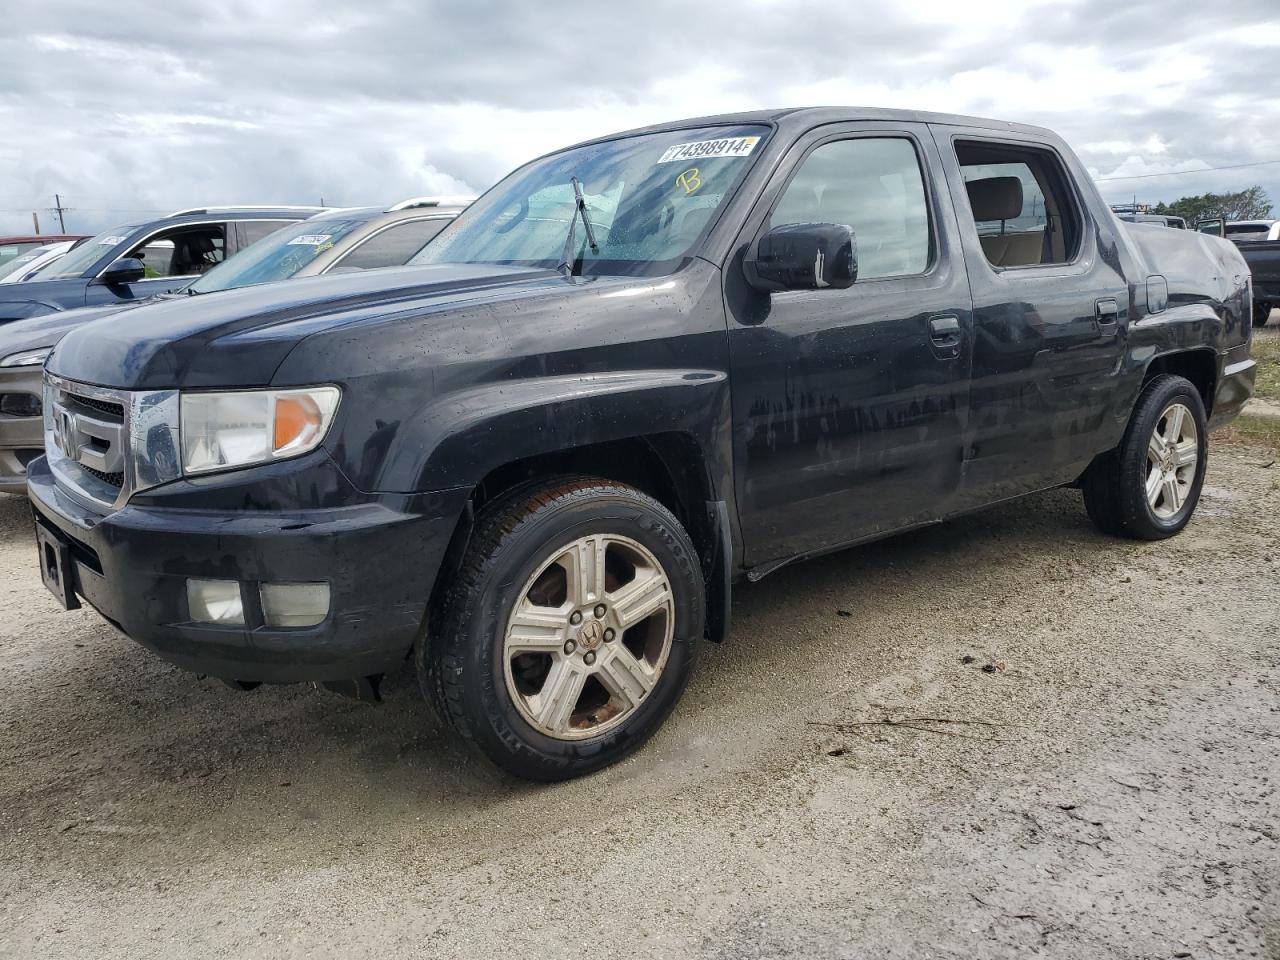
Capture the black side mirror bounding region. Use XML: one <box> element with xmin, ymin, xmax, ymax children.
<box><xmin>95</xmin><ymin>257</ymin><xmax>146</xmax><ymax>286</ymax></box>
<box><xmin>743</xmin><ymin>223</ymin><xmax>857</xmax><ymax>292</ymax></box>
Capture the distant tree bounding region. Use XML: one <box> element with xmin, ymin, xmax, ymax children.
<box><xmin>1152</xmin><ymin>186</ymin><xmax>1273</xmax><ymax>224</ymax></box>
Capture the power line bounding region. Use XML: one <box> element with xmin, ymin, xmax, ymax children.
<box><xmin>1096</xmin><ymin>158</ymin><xmax>1280</xmax><ymax>182</ymax></box>
<box><xmin>0</xmin><ymin>207</ymin><xmax>170</xmax><ymax>214</ymax></box>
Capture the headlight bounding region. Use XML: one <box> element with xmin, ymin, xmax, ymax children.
<box><xmin>180</xmin><ymin>386</ymin><xmax>340</xmax><ymax>475</ymax></box>
<box><xmin>0</xmin><ymin>346</ymin><xmax>53</xmax><ymax>367</ymax></box>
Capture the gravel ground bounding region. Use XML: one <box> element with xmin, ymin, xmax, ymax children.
<box><xmin>1</xmin><ymin>439</ymin><xmax>1277</xmax><ymax>959</ymax></box>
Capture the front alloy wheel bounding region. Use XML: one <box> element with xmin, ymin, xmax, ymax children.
<box><xmin>504</xmin><ymin>534</ymin><xmax>674</xmax><ymax>739</ymax></box>
<box><xmin>420</xmin><ymin>477</ymin><xmax>703</xmax><ymax>781</ymax></box>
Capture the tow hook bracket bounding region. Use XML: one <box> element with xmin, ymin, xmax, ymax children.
<box><xmin>319</xmin><ymin>675</ymin><xmax>383</xmax><ymax>703</ymax></box>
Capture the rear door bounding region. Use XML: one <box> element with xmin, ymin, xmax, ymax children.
<box><xmin>929</xmin><ymin>127</ymin><xmax>1129</xmax><ymax>508</ymax></box>
<box><xmin>724</xmin><ymin>121</ymin><xmax>974</xmax><ymax>565</ymax></box>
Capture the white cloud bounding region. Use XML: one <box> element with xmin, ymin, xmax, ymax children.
<box><xmin>2</xmin><ymin>0</ymin><xmax>1279</xmax><ymax>234</ymax></box>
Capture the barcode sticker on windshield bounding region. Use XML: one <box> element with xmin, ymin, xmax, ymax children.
<box><xmin>657</xmin><ymin>135</ymin><xmax>760</xmax><ymax>164</ymax></box>
<box><xmin>287</xmin><ymin>234</ymin><xmax>333</xmax><ymax>246</ymax></box>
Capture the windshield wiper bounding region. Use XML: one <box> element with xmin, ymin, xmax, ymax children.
<box><xmin>557</xmin><ymin>176</ymin><xmax>599</xmax><ymax>278</ymax></box>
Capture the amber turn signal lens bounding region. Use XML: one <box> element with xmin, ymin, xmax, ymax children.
<box><xmin>274</xmin><ymin>394</ymin><xmax>322</xmax><ymax>452</ymax></box>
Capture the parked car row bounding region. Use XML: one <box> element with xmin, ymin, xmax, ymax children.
<box><xmin>0</xmin><ymin>197</ymin><xmax>469</xmax><ymax>492</ymax></box>
<box><xmin>1197</xmin><ymin>218</ymin><xmax>1280</xmax><ymax>325</ymax></box>
<box><xmin>12</xmin><ymin>107</ymin><xmax>1257</xmax><ymax>781</ymax></box>
<box><xmin>1115</xmin><ymin>212</ymin><xmax>1187</xmax><ymax>229</ymax></box>
<box><xmin>0</xmin><ymin>235</ymin><xmax>90</xmax><ymax>282</ymax></box>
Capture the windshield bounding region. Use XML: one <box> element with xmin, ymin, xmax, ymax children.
<box><xmin>1225</xmin><ymin>223</ymin><xmax>1271</xmax><ymax>241</ymax></box>
<box><xmin>188</xmin><ymin>217</ymin><xmax>370</xmax><ymax>293</ymax></box>
<box><xmin>0</xmin><ymin>241</ymin><xmax>46</xmax><ymax>272</ymax></box>
<box><xmin>413</xmin><ymin>124</ymin><xmax>770</xmax><ymax>277</ymax></box>
<box><xmin>30</xmin><ymin>226</ymin><xmax>134</xmax><ymax>280</ymax></box>
<box><xmin>0</xmin><ymin>244</ymin><xmax>57</xmax><ymax>278</ymax></box>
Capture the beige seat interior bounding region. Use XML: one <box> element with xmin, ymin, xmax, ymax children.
<box><xmin>965</xmin><ymin>176</ymin><xmax>1044</xmax><ymax>267</ymax></box>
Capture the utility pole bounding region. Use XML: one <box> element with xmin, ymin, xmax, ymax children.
<box><xmin>32</xmin><ymin>212</ymin><xmax>40</xmax><ymax>235</ymax></box>
<box><xmin>49</xmin><ymin>194</ymin><xmax>70</xmax><ymax>233</ymax></box>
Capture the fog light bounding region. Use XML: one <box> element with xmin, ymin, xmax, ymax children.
<box><xmin>187</xmin><ymin>578</ymin><xmax>245</xmax><ymax>625</ymax></box>
<box><xmin>0</xmin><ymin>393</ymin><xmax>41</xmax><ymax>418</ymax></box>
<box><xmin>260</xmin><ymin>582</ymin><xmax>330</xmax><ymax>628</ymax></box>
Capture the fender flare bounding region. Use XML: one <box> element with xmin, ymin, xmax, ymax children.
<box><xmin>373</xmin><ymin>368</ymin><xmax>735</xmax><ymax>496</ymax></box>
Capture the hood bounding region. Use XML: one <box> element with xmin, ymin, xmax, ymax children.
<box><xmin>0</xmin><ymin>300</ymin><xmax>144</xmax><ymax>356</ymax></box>
<box><xmin>0</xmin><ymin>277</ymin><xmax>90</xmax><ymax>323</ymax></box>
<box><xmin>49</xmin><ymin>263</ymin><xmax>570</xmax><ymax>390</ymax></box>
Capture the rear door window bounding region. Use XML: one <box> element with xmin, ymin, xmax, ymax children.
<box><xmin>954</xmin><ymin>141</ymin><xmax>1082</xmax><ymax>268</ymax></box>
<box><xmin>237</xmin><ymin>220</ymin><xmax>293</xmax><ymax>250</ymax></box>
<box><xmin>329</xmin><ymin>218</ymin><xmax>452</xmax><ymax>272</ymax></box>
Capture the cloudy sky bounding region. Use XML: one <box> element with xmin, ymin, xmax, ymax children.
<box><xmin>2</xmin><ymin>0</ymin><xmax>1279</xmax><ymax>236</ymax></box>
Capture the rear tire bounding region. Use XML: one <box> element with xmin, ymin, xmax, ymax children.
<box><xmin>1082</xmin><ymin>375</ymin><xmax>1208</xmax><ymax>540</ymax></box>
<box><xmin>419</xmin><ymin>476</ymin><xmax>704</xmax><ymax>781</ymax></box>
<box><xmin>1254</xmin><ymin>302</ymin><xmax>1272</xmax><ymax>328</ymax></box>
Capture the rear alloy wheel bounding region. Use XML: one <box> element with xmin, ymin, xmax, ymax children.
<box><xmin>1082</xmin><ymin>374</ymin><xmax>1208</xmax><ymax>540</ymax></box>
<box><xmin>420</xmin><ymin>477</ymin><xmax>703</xmax><ymax>781</ymax></box>
<box><xmin>1144</xmin><ymin>402</ymin><xmax>1199</xmax><ymax>521</ymax></box>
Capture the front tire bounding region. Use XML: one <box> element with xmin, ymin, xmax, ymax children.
<box><xmin>419</xmin><ymin>477</ymin><xmax>704</xmax><ymax>781</ymax></box>
<box><xmin>1082</xmin><ymin>375</ymin><xmax>1208</xmax><ymax>540</ymax></box>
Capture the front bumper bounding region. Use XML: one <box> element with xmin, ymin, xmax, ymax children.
<box><xmin>0</xmin><ymin>363</ymin><xmax>43</xmax><ymax>495</ymax></box>
<box><xmin>27</xmin><ymin>454</ymin><xmax>468</xmax><ymax>683</ymax></box>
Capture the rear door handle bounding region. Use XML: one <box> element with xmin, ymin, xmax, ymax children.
<box><xmin>1095</xmin><ymin>298</ymin><xmax>1119</xmax><ymax>335</ymax></box>
<box><xmin>928</xmin><ymin>315</ymin><xmax>962</xmax><ymax>358</ymax></box>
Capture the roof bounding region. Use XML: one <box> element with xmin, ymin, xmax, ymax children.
<box><xmin>0</xmin><ymin>234</ymin><xmax>88</xmax><ymax>243</ymax></box>
<box><xmin>563</xmin><ymin>106</ymin><xmax>1056</xmax><ymax>154</ymax></box>
<box><xmin>304</xmin><ymin>202</ymin><xmax>468</xmax><ymax>224</ymax></box>
<box><xmin>96</xmin><ymin>208</ymin><xmax>330</xmax><ymax>235</ymax></box>
<box><xmin>168</xmin><ymin>205</ymin><xmax>329</xmax><ymax>217</ymax></box>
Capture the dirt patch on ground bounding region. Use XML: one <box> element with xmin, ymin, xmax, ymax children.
<box><xmin>0</xmin><ymin>445</ymin><xmax>1277</xmax><ymax>959</ymax></box>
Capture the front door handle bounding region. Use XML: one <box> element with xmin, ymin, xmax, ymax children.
<box><xmin>928</xmin><ymin>315</ymin><xmax>962</xmax><ymax>356</ymax></box>
<box><xmin>1095</xmin><ymin>298</ymin><xmax>1119</xmax><ymax>335</ymax></box>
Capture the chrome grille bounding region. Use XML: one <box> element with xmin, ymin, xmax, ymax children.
<box><xmin>81</xmin><ymin>464</ymin><xmax>125</xmax><ymax>489</ymax></box>
<box><xmin>64</xmin><ymin>393</ymin><xmax>124</xmax><ymax>419</ymax></box>
<box><xmin>43</xmin><ymin>373</ymin><xmax>181</xmax><ymax>511</ymax></box>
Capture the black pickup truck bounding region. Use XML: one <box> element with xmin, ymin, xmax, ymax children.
<box><xmin>1245</xmin><ymin>244</ymin><xmax>1280</xmax><ymax>326</ymax></box>
<box><xmin>1196</xmin><ymin>219</ymin><xmax>1280</xmax><ymax>326</ymax></box>
<box><xmin>29</xmin><ymin>108</ymin><xmax>1255</xmax><ymax>781</ymax></box>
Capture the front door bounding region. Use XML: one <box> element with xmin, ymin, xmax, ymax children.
<box><xmin>725</xmin><ymin>123</ymin><xmax>974</xmax><ymax>567</ymax></box>
<box><xmin>86</xmin><ymin>223</ymin><xmax>228</xmax><ymax>306</ymax></box>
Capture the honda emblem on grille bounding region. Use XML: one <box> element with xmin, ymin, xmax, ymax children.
<box><xmin>54</xmin><ymin>409</ymin><xmax>77</xmax><ymax>453</ymax></box>
<box><xmin>52</xmin><ymin>399</ymin><xmax>125</xmax><ymax>475</ymax></box>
